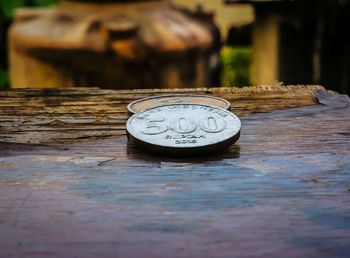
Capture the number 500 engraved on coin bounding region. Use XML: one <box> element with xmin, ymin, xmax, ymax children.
<box><xmin>126</xmin><ymin>104</ymin><xmax>241</xmax><ymax>154</ymax></box>
<box><xmin>141</xmin><ymin>116</ymin><xmax>226</xmax><ymax>135</ymax></box>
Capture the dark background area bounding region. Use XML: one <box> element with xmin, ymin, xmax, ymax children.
<box><xmin>1</xmin><ymin>0</ymin><xmax>350</xmax><ymax>95</ymax></box>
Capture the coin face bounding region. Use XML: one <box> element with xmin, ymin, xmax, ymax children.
<box><xmin>126</xmin><ymin>104</ymin><xmax>241</xmax><ymax>155</ymax></box>
<box><xmin>127</xmin><ymin>94</ymin><xmax>231</xmax><ymax>115</ymax></box>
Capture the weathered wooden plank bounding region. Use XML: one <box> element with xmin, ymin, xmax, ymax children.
<box><xmin>0</xmin><ymin>86</ymin><xmax>349</xmax><ymax>258</ymax></box>
<box><xmin>0</xmin><ymin>85</ymin><xmax>324</xmax><ymax>144</ymax></box>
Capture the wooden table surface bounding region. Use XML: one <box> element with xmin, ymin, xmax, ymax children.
<box><xmin>0</xmin><ymin>85</ymin><xmax>349</xmax><ymax>258</ymax></box>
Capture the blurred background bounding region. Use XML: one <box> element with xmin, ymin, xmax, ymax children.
<box><xmin>0</xmin><ymin>0</ymin><xmax>349</xmax><ymax>95</ymax></box>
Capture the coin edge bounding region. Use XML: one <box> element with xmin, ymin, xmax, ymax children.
<box><xmin>127</xmin><ymin>94</ymin><xmax>231</xmax><ymax>115</ymax></box>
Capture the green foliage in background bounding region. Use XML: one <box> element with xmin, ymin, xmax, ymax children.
<box><xmin>0</xmin><ymin>68</ymin><xmax>8</xmax><ymax>86</ymax></box>
<box><xmin>1</xmin><ymin>0</ymin><xmax>26</xmax><ymax>18</ymax></box>
<box><xmin>0</xmin><ymin>0</ymin><xmax>57</xmax><ymax>18</ymax></box>
<box><xmin>0</xmin><ymin>0</ymin><xmax>58</xmax><ymax>89</ymax></box>
<box><xmin>221</xmin><ymin>46</ymin><xmax>251</xmax><ymax>88</ymax></box>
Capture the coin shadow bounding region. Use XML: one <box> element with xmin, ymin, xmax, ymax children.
<box><xmin>126</xmin><ymin>143</ymin><xmax>241</xmax><ymax>163</ymax></box>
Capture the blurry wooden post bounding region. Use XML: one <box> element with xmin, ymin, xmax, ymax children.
<box><xmin>251</xmin><ymin>8</ymin><xmax>279</xmax><ymax>85</ymax></box>
<box><xmin>226</xmin><ymin>0</ymin><xmax>313</xmax><ymax>86</ymax></box>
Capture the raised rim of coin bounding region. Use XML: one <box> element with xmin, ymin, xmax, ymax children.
<box><xmin>126</xmin><ymin>103</ymin><xmax>241</xmax><ymax>155</ymax></box>
<box><xmin>127</xmin><ymin>94</ymin><xmax>231</xmax><ymax>115</ymax></box>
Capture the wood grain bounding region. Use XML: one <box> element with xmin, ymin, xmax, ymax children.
<box><xmin>0</xmin><ymin>85</ymin><xmax>324</xmax><ymax>144</ymax></box>
<box><xmin>0</xmin><ymin>85</ymin><xmax>349</xmax><ymax>258</ymax></box>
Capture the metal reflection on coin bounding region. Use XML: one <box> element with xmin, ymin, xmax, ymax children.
<box><xmin>126</xmin><ymin>104</ymin><xmax>241</xmax><ymax>154</ymax></box>
<box><xmin>127</xmin><ymin>94</ymin><xmax>231</xmax><ymax>115</ymax></box>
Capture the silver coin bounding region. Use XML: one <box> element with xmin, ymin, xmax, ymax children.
<box><xmin>127</xmin><ymin>94</ymin><xmax>231</xmax><ymax>115</ymax></box>
<box><xmin>126</xmin><ymin>104</ymin><xmax>241</xmax><ymax>155</ymax></box>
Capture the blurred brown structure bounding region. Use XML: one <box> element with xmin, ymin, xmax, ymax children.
<box><xmin>9</xmin><ymin>0</ymin><xmax>220</xmax><ymax>89</ymax></box>
<box><xmin>227</xmin><ymin>0</ymin><xmax>350</xmax><ymax>95</ymax></box>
